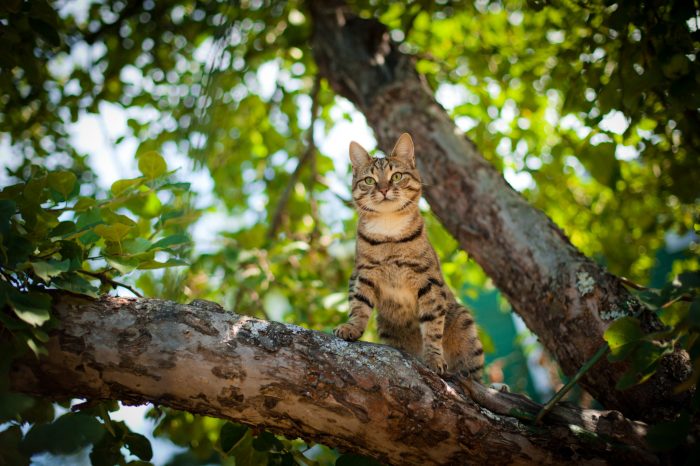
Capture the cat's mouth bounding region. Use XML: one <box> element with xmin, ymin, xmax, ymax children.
<box><xmin>374</xmin><ymin>193</ymin><xmax>397</xmax><ymax>202</ymax></box>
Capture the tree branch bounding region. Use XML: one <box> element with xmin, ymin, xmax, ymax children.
<box><xmin>10</xmin><ymin>294</ymin><xmax>658</xmax><ymax>465</ymax></box>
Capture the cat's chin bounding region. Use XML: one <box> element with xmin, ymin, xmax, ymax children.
<box><xmin>367</xmin><ymin>199</ymin><xmax>405</xmax><ymax>213</ymax></box>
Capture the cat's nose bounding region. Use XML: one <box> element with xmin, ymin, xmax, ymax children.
<box><xmin>378</xmin><ymin>188</ymin><xmax>388</xmax><ymax>196</ymax></box>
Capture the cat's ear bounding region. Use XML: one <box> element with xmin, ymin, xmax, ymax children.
<box><xmin>349</xmin><ymin>141</ymin><xmax>371</xmax><ymax>169</ymax></box>
<box><xmin>390</xmin><ymin>133</ymin><xmax>415</xmax><ymax>168</ymax></box>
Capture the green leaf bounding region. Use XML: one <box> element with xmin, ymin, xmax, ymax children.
<box><xmin>676</xmin><ymin>271</ymin><xmax>700</xmax><ymax>290</ymax></box>
<box><xmin>24</xmin><ymin>335</ymin><xmax>48</xmax><ymax>358</ymax></box>
<box><xmin>271</xmin><ymin>453</ymin><xmax>295</xmax><ymax>466</ymax></box>
<box><xmin>603</xmin><ymin>316</ymin><xmax>644</xmax><ymax>350</ymax></box>
<box><xmin>251</xmin><ymin>431</ymin><xmax>282</xmax><ymax>452</ymax></box>
<box><xmin>0</xmin><ymin>426</ymin><xmax>30</xmax><ymax>466</ymax></box>
<box><xmin>4</xmin><ymin>232</ymin><xmax>34</xmax><ymax>267</ymax></box>
<box><xmin>124</xmin><ymin>432</ymin><xmax>153</xmax><ymax>461</ymax></box>
<box><xmin>58</xmin><ymin>240</ymin><xmax>84</xmax><ymax>270</ymax></box>
<box><xmin>0</xmin><ymin>199</ymin><xmax>16</xmax><ymax>235</ymax></box>
<box><xmin>335</xmin><ymin>454</ymin><xmax>383</xmax><ymax>466</ymax></box>
<box><xmin>31</xmin><ymin>327</ymin><xmax>50</xmax><ymax>343</ymax></box>
<box><xmin>106</xmin><ymin>256</ymin><xmax>140</xmax><ymax>274</ymax></box>
<box><xmin>19</xmin><ymin>397</ymin><xmax>54</xmax><ymax>424</ymax></box>
<box><xmin>73</xmin><ymin>197</ymin><xmax>97</xmax><ymax>211</ymax></box>
<box><xmin>0</xmin><ymin>392</ymin><xmax>35</xmax><ymax>422</ymax></box>
<box><xmin>89</xmin><ymin>432</ymin><xmax>125</xmax><ymax>466</ymax></box>
<box><xmin>93</xmin><ymin>223</ymin><xmax>133</xmax><ymax>242</ymax></box>
<box><xmin>111</xmin><ymin>177</ymin><xmax>144</xmax><ymax>196</ymax></box>
<box><xmin>49</xmin><ymin>221</ymin><xmax>76</xmax><ymax>238</ymax></box>
<box><xmin>615</xmin><ymin>370</ymin><xmax>641</xmax><ymax>391</ymax></box>
<box><xmin>52</xmin><ymin>273</ymin><xmax>99</xmax><ymax>296</ymax></box>
<box><xmin>9</xmin><ymin>290</ymin><xmax>52</xmax><ymax>327</ymax></box>
<box><xmin>646</xmin><ymin>413</ymin><xmax>691</xmax><ymax>451</ymax></box>
<box><xmin>47</xmin><ymin>171</ymin><xmax>77</xmax><ymax>200</ymax></box>
<box><xmin>138</xmin><ymin>151</ymin><xmax>167</xmax><ymax>179</ymax></box>
<box><xmin>578</xmin><ymin>142</ymin><xmax>620</xmax><ymax>187</ymax></box>
<box><xmin>149</xmin><ymin>234</ymin><xmax>190</xmax><ymax>251</ymax></box>
<box><xmin>658</xmin><ymin>304</ymin><xmax>688</xmax><ymax>328</ymax></box>
<box><xmin>136</xmin><ymin>258</ymin><xmax>188</xmax><ymax>269</ymax></box>
<box><xmin>0</xmin><ymin>312</ymin><xmax>28</xmax><ymax>331</ymax></box>
<box><xmin>607</xmin><ymin>342</ymin><xmax>639</xmax><ymax>362</ymax></box>
<box><xmin>138</xmin><ymin>192</ymin><xmax>162</xmax><ymax>218</ymax></box>
<box><xmin>162</xmin><ymin>181</ymin><xmax>191</xmax><ymax>191</ymax></box>
<box><xmin>616</xmin><ymin>340</ymin><xmax>670</xmax><ymax>390</ymax></box>
<box><xmin>21</xmin><ymin>413</ymin><xmax>105</xmax><ymax>455</ymax></box>
<box><xmin>635</xmin><ymin>289</ymin><xmax>666</xmax><ymax>310</ymax></box>
<box><xmin>220</xmin><ymin>422</ymin><xmax>248</xmax><ymax>454</ymax></box>
<box><xmin>101</xmin><ymin>210</ymin><xmax>137</xmax><ymax>227</ymax></box>
<box><xmin>76</xmin><ymin>207</ymin><xmax>103</xmax><ymax>231</ymax></box>
<box><xmin>689</xmin><ymin>297</ymin><xmax>700</xmax><ymax>329</ymax></box>
<box><xmin>31</xmin><ymin>259</ymin><xmax>70</xmax><ymax>281</ymax></box>
<box><xmin>122</xmin><ymin>238</ymin><xmax>152</xmax><ymax>255</ymax></box>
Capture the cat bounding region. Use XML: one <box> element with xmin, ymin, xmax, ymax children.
<box><xmin>334</xmin><ymin>133</ymin><xmax>484</xmax><ymax>379</ymax></box>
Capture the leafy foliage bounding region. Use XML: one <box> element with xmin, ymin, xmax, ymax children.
<box><xmin>603</xmin><ymin>271</ymin><xmax>700</xmax><ymax>452</ymax></box>
<box><xmin>1</xmin><ymin>0</ymin><xmax>698</xmax><ymax>464</ymax></box>
<box><xmin>0</xmin><ymin>151</ymin><xmax>194</xmax><ymax>463</ymax></box>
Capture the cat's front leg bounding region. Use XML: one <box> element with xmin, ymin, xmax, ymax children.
<box><xmin>417</xmin><ymin>277</ymin><xmax>448</xmax><ymax>374</ymax></box>
<box><xmin>334</xmin><ymin>272</ymin><xmax>377</xmax><ymax>341</ymax></box>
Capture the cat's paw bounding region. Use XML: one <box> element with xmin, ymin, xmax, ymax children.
<box><xmin>334</xmin><ymin>324</ymin><xmax>362</xmax><ymax>341</ymax></box>
<box><xmin>424</xmin><ymin>353</ymin><xmax>448</xmax><ymax>375</ymax></box>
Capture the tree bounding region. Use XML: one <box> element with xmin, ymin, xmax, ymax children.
<box><xmin>1</xmin><ymin>0</ymin><xmax>698</xmax><ymax>465</ymax></box>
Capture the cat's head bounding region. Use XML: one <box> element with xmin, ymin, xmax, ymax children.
<box><xmin>349</xmin><ymin>133</ymin><xmax>421</xmax><ymax>215</ymax></box>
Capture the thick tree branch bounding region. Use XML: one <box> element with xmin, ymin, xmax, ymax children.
<box><xmin>9</xmin><ymin>294</ymin><xmax>658</xmax><ymax>465</ymax></box>
<box><xmin>307</xmin><ymin>1</ymin><xmax>690</xmax><ymax>422</ymax></box>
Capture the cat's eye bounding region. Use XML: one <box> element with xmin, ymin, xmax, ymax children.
<box><xmin>364</xmin><ymin>177</ymin><xmax>376</xmax><ymax>185</ymax></box>
<box><xmin>391</xmin><ymin>173</ymin><xmax>403</xmax><ymax>183</ymax></box>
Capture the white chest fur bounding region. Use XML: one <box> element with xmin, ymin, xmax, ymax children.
<box><xmin>362</xmin><ymin>213</ymin><xmax>414</xmax><ymax>238</ymax></box>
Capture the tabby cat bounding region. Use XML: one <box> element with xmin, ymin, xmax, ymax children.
<box><xmin>334</xmin><ymin>133</ymin><xmax>484</xmax><ymax>379</ymax></box>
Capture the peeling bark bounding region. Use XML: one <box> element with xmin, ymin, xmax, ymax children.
<box><xmin>308</xmin><ymin>1</ymin><xmax>690</xmax><ymax>422</ymax></box>
<box><xmin>10</xmin><ymin>294</ymin><xmax>659</xmax><ymax>465</ymax></box>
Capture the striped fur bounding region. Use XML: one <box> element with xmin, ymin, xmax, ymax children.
<box><xmin>334</xmin><ymin>133</ymin><xmax>484</xmax><ymax>379</ymax></box>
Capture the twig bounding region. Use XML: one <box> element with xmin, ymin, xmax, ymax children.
<box><xmin>266</xmin><ymin>75</ymin><xmax>321</xmax><ymax>240</ymax></box>
<box><xmin>534</xmin><ymin>344</ymin><xmax>608</xmax><ymax>424</ymax></box>
<box><xmin>307</xmin><ymin>79</ymin><xmax>322</xmax><ymax>242</ymax></box>
<box><xmin>619</xmin><ymin>276</ymin><xmax>695</xmax><ymax>305</ymax></box>
<box><xmin>661</xmin><ymin>294</ymin><xmax>694</xmax><ymax>307</ymax></box>
<box><xmin>459</xmin><ymin>378</ymin><xmax>650</xmax><ymax>451</ymax></box>
<box><xmin>77</xmin><ymin>270</ymin><xmax>143</xmax><ymax>298</ymax></box>
<box><xmin>618</xmin><ymin>276</ymin><xmax>647</xmax><ymax>290</ymax></box>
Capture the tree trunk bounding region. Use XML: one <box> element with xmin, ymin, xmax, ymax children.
<box><xmin>11</xmin><ymin>294</ymin><xmax>658</xmax><ymax>466</ymax></box>
<box><xmin>308</xmin><ymin>1</ymin><xmax>690</xmax><ymax>423</ymax></box>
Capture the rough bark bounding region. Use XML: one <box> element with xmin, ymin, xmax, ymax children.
<box><xmin>10</xmin><ymin>294</ymin><xmax>658</xmax><ymax>466</ymax></box>
<box><xmin>308</xmin><ymin>1</ymin><xmax>690</xmax><ymax>422</ymax></box>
